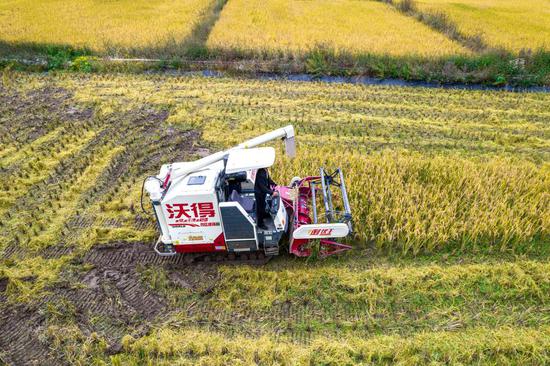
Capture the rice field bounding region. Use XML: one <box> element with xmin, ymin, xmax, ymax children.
<box><xmin>4</xmin><ymin>0</ymin><xmax>547</xmax><ymax>57</ymax></box>
<box><xmin>416</xmin><ymin>0</ymin><xmax>550</xmax><ymax>52</ymax></box>
<box><xmin>0</xmin><ymin>73</ymin><xmax>549</xmax><ymax>364</ymax></box>
<box><xmin>57</xmin><ymin>73</ymin><xmax>550</xmax><ymax>254</ymax></box>
<box><xmin>0</xmin><ymin>0</ymin><xmax>213</xmax><ymax>53</ymax></box>
<box><xmin>207</xmin><ymin>0</ymin><xmax>468</xmax><ymax>57</ymax></box>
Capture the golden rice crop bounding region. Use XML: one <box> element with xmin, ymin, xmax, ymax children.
<box><xmin>415</xmin><ymin>0</ymin><xmax>550</xmax><ymax>52</ymax></box>
<box><xmin>276</xmin><ymin>150</ymin><xmax>548</xmax><ymax>254</ymax></box>
<box><xmin>207</xmin><ymin>0</ymin><xmax>468</xmax><ymax>57</ymax></box>
<box><xmin>0</xmin><ymin>0</ymin><xmax>213</xmax><ymax>53</ymax></box>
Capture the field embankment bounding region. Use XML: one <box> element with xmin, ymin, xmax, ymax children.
<box><xmin>1</xmin><ymin>0</ymin><xmax>549</xmax><ymax>86</ymax></box>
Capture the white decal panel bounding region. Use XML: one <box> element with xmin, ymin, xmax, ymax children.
<box><xmin>163</xmin><ymin>193</ymin><xmax>222</xmax><ymax>244</ymax></box>
<box><xmin>292</xmin><ymin>223</ymin><xmax>349</xmax><ymax>239</ymax></box>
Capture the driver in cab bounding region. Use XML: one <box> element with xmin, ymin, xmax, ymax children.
<box><xmin>254</xmin><ymin>167</ymin><xmax>278</xmax><ymax>230</ymax></box>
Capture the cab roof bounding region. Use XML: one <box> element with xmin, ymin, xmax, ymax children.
<box><xmin>225</xmin><ymin>147</ymin><xmax>275</xmax><ymax>174</ymax></box>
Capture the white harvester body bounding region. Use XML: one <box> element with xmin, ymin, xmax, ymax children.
<box><xmin>144</xmin><ymin>125</ymin><xmax>353</xmax><ymax>258</ymax></box>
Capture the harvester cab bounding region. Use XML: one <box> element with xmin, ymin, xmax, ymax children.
<box><xmin>143</xmin><ymin>125</ymin><xmax>353</xmax><ymax>259</ymax></box>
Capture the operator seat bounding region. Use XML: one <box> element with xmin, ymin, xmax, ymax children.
<box><xmin>230</xmin><ymin>190</ymin><xmax>255</xmax><ymax>213</ymax></box>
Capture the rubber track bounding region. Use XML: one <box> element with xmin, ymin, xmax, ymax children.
<box><xmin>83</xmin><ymin>242</ymin><xmax>272</xmax><ymax>267</ymax></box>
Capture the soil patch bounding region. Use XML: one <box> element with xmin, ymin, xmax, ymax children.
<box><xmin>0</xmin><ymin>83</ymin><xmax>93</xmax><ymax>148</ymax></box>
<box><xmin>0</xmin><ymin>277</ymin><xmax>7</xmax><ymax>293</ymax></box>
<box><xmin>0</xmin><ymin>242</ymin><xmax>219</xmax><ymax>365</ymax></box>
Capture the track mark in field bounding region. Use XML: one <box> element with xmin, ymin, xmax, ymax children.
<box><xmin>0</xmin><ymin>83</ymin><xmax>98</xmax><ymax>233</ymax></box>
<box><xmin>0</xmin><ymin>242</ymin><xmax>219</xmax><ymax>365</ymax></box>
<box><xmin>0</xmin><ymin>126</ymin><xmax>62</xmax><ymax>168</ymax></box>
<box><xmin>0</xmin><ymin>84</ymin><xmax>93</xmax><ymax>150</ymax></box>
<box><xmin>0</xmin><ymin>240</ymin><xmax>270</xmax><ymax>364</ymax></box>
<box><xmin>39</xmin><ymin>110</ymin><xmax>202</xmax><ymax>259</ymax></box>
<box><xmin>0</xmin><ymin>128</ymin><xmax>99</xmax><ymax>221</ymax></box>
<box><xmin>0</xmin><ymin>95</ymin><xmax>208</xmax><ymax>258</ymax></box>
<box><xmin>0</xmin><ymin>123</ymin><xmax>111</xmax><ymax>258</ymax></box>
<box><xmin>0</xmin><ymin>304</ymin><xmax>53</xmax><ymax>365</ymax></box>
<box><xmin>186</xmin><ymin>0</ymin><xmax>228</xmax><ymax>47</ymax></box>
<box><xmin>0</xmin><ymin>102</ymin><xmax>205</xmax><ymax>260</ymax></box>
<box><xmin>22</xmin><ymin>146</ymin><xmax>124</xmax><ymax>253</ymax></box>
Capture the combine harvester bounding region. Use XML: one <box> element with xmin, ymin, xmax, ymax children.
<box><xmin>143</xmin><ymin>125</ymin><xmax>353</xmax><ymax>261</ymax></box>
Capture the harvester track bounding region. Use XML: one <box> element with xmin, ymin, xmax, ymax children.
<box><xmin>0</xmin><ymin>304</ymin><xmax>49</xmax><ymax>365</ymax></box>
<box><xmin>83</xmin><ymin>242</ymin><xmax>272</xmax><ymax>267</ymax></box>
<box><xmin>0</xmin><ymin>85</ymin><xmax>92</xmax><ymax>148</ymax></box>
<box><xmin>1</xmin><ymin>241</ymin><xmax>259</xmax><ymax>365</ymax></box>
<box><xmin>1</xmin><ymin>106</ymin><xmax>202</xmax><ymax>261</ymax></box>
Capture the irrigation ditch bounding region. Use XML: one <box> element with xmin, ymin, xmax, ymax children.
<box><xmin>3</xmin><ymin>57</ymin><xmax>550</xmax><ymax>93</ymax></box>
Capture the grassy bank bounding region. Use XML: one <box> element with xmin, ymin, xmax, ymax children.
<box><xmin>2</xmin><ymin>46</ymin><xmax>550</xmax><ymax>87</ymax></box>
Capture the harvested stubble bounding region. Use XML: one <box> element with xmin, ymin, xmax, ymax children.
<box><xmin>138</xmin><ymin>257</ymin><xmax>550</xmax><ymax>344</ymax></box>
<box><xmin>118</xmin><ymin>325</ymin><xmax>550</xmax><ymax>365</ymax></box>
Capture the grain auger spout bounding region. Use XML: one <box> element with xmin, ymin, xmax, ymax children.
<box><xmin>142</xmin><ymin>125</ymin><xmax>353</xmax><ymax>260</ymax></box>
